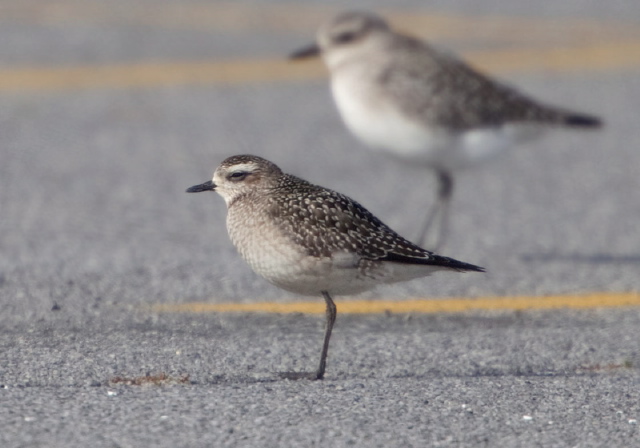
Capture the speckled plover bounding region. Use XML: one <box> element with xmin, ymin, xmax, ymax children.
<box><xmin>187</xmin><ymin>154</ymin><xmax>483</xmax><ymax>380</ymax></box>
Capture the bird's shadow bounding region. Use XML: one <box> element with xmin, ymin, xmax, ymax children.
<box><xmin>189</xmin><ymin>366</ymin><xmax>628</xmax><ymax>385</ymax></box>
<box><xmin>520</xmin><ymin>252</ymin><xmax>640</xmax><ymax>265</ymax></box>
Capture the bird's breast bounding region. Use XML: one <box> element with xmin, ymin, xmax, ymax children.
<box><xmin>331</xmin><ymin>71</ymin><xmax>448</xmax><ymax>159</ymax></box>
<box><xmin>226</xmin><ymin>208</ymin><xmax>388</xmax><ymax>296</ymax></box>
<box><xmin>331</xmin><ymin>72</ymin><xmax>544</xmax><ymax>170</ymax></box>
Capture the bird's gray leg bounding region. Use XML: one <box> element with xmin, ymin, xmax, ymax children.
<box><xmin>416</xmin><ymin>170</ymin><xmax>454</xmax><ymax>252</ymax></box>
<box><xmin>315</xmin><ymin>291</ymin><xmax>337</xmax><ymax>380</ymax></box>
<box><xmin>279</xmin><ymin>291</ymin><xmax>336</xmax><ymax>381</ymax></box>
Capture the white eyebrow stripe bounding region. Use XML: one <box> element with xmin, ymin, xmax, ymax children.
<box><xmin>228</xmin><ymin>163</ymin><xmax>259</xmax><ymax>173</ymax></box>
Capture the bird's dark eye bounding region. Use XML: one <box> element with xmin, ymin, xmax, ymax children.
<box><xmin>228</xmin><ymin>171</ymin><xmax>249</xmax><ymax>182</ymax></box>
<box><xmin>334</xmin><ymin>31</ymin><xmax>357</xmax><ymax>44</ymax></box>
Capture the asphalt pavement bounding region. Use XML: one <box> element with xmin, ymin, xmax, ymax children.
<box><xmin>1</xmin><ymin>1</ymin><xmax>639</xmax><ymax>446</ymax></box>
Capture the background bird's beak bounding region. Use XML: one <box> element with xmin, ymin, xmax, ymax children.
<box><xmin>186</xmin><ymin>180</ymin><xmax>216</xmax><ymax>193</ymax></box>
<box><xmin>289</xmin><ymin>43</ymin><xmax>321</xmax><ymax>60</ymax></box>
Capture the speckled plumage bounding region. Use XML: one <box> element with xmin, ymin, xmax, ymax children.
<box><xmin>187</xmin><ymin>154</ymin><xmax>483</xmax><ymax>379</ymax></box>
<box><xmin>290</xmin><ymin>10</ymin><xmax>602</xmax><ymax>250</ymax></box>
<box><xmin>216</xmin><ymin>155</ymin><xmax>481</xmax><ymax>295</ymax></box>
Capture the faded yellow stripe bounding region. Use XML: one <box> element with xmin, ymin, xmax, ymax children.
<box><xmin>0</xmin><ymin>58</ymin><xmax>323</xmax><ymax>92</ymax></box>
<box><xmin>471</xmin><ymin>40</ymin><xmax>640</xmax><ymax>73</ymax></box>
<box><xmin>149</xmin><ymin>292</ymin><xmax>640</xmax><ymax>315</ymax></box>
<box><xmin>1</xmin><ymin>40</ymin><xmax>639</xmax><ymax>93</ymax></box>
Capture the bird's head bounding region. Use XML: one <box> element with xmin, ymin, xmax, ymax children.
<box><xmin>186</xmin><ymin>155</ymin><xmax>282</xmax><ymax>207</ymax></box>
<box><xmin>289</xmin><ymin>11</ymin><xmax>391</xmax><ymax>70</ymax></box>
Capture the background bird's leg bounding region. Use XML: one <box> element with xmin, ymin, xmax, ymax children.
<box><xmin>315</xmin><ymin>291</ymin><xmax>337</xmax><ymax>380</ymax></box>
<box><xmin>416</xmin><ymin>170</ymin><xmax>454</xmax><ymax>252</ymax></box>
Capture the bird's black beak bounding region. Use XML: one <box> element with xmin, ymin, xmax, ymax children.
<box><xmin>186</xmin><ymin>180</ymin><xmax>216</xmax><ymax>193</ymax></box>
<box><xmin>289</xmin><ymin>43</ymin><xmax>321</xmax><ymax>60</ymax></box>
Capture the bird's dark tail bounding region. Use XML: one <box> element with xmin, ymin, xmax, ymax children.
<box><xmin>435</xmin><ymin>255</ymin><xmax>485</xmax><ymax>273</ymax></box>
<box><xmin>562</xmin><ymin>113</ymin><xmax>602</xmax><ymax>128</ymax></box>
<box><xmin>383</xmin><ymin>251</ymin><xmax>485</xmax><ymax>273</ymax></box>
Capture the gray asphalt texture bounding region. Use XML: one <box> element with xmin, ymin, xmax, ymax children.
<box><xmin>1</xmin><ymin>0</ymin><xmax>640</xmax><ymax>447</ymax></box>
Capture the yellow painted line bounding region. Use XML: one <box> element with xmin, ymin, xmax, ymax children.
<box><xmin>149</xmin><ymin>292</ymin><xmax>640</xmax><ymax>315</ymax></box>
<box><xmin>1</xmin><ymin>39</ymin><xmax>639</xmax><ymax>93</ymax></box>
<box><xmin>0</xmin><ymin>58</ymin><xmax>323</xmax><ymax>92</ymax></box>
<box><xmin>471</xmin><ymin>40</ymin><xmax>640</xmax><ymax>73</ymax></box>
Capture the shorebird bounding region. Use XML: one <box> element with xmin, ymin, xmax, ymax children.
<box><xmin>187</xmin><ymin>154</ymin><xmax>483</xmax><ymax>379</ymax></box>
<box><xmin>290</xmin><ymin>10</ymin><xmax>602</xmax><ymax>250</ymax></box>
